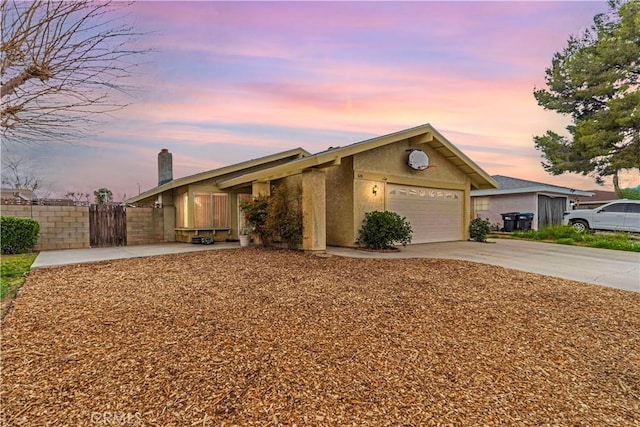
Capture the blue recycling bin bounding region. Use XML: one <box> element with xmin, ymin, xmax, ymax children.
<box><xmin>501</xmin><ymin>212</ymin><xmax>519</xmax><ymax>232</ymax></box>
<box><xmin>517</xmin><ymin>212</ymin><xmax>534</xmax><ymax>231</ymax></box>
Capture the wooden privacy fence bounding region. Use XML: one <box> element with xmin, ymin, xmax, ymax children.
<box><xmin>89</xmin><ymin>204</ymin><xmax>127</xmax><ymax>247</ymax></box>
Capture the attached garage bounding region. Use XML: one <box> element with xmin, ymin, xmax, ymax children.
<box><xmin>386</xmin><ymin>184</ymin><xmax>464</xmax><ymax>243</ymax></box>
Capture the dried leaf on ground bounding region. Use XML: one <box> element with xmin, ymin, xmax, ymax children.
<box><xmin>1</xmin><ymin>248</ymin><xmax>639</xmax><ymax>426</ymax></box>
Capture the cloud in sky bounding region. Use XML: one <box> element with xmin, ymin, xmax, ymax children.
<box><xmin>5</xmin><ymin>0</ymin><xmax>638</xmax><ymax>199</ymax></box>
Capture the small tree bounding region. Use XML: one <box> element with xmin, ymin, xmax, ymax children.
<box><xmin>64</xmin><ymin>192</ymin><xmax>91</xmax><ymax>204</ymax></box>
<box><xmin>357</xmin><ymin>211</ymin><xmax>412</xmax><ymax>250</ymax></box>
<box><xmin>93</xmin><ymin>188</ymin><xmax>113</xmax><ymax>205</ymax></box>
<box><xmin>240</xmin><ymin>195</ymin><xmax>272</xmax><ymax>247</ymax></box>
<box><xmin>469</xmin><ymin>217</ymin><xmax>492</xmax><ymax>242</ymax></box>
<box><xmin>1</xmin><ymin>156</ymin><xmax>44</xmax><ymax>195</ymax></box>
<box><xmin>266</xmin><ymin>183</ymin><xmax>303</xmax><ymax>249</ymax></box>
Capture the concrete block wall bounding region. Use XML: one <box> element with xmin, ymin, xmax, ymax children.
<box><xmin>125</xmin><ymin>207</ymin><xmax>165</xmax><ymax>245</ymax></box>
<box><xmin>0</xmin><ymin>205</ymin><xmax>90</xmax><ymax>250</ymax></box>
<box><xmin>2</xmin><ymin>204</ymin><xmax>173</xmax><ymax>250</ymax></box>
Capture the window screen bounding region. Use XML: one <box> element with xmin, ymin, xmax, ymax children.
<box><xmin>194</xmin><ymin>192</ymin><xmax>229</xmax><ymax>228</ymax></box>
<box><xmin>473</xmin><ymin>197</ymin><xmax>490</xmax><ymax>211</ymax></box>
<box><xmin>176</xmin><ymin>192</ymin><xmax>188</xmax><ymax>227</ymax></box>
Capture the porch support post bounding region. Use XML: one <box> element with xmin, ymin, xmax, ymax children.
<box><xmin>252</xmin><ymin>181</ymin><xmax>271</xmax><ymax>197</ymax></box>
<box><xmin>302</xmin><ymin>168</ymin><xmax>326</xmax><ymax>252</ymax></box>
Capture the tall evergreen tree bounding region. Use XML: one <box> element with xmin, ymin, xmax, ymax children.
<box><xmin>533</xmin><ymin>0</ymin><xmax>639</xmax><ymax>195</ymax></box>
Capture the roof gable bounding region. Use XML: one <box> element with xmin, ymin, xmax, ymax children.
<box><xmin>218</xmin><ymin>124</ymin><xmax>497</xmax><ymax>190</ymax></box>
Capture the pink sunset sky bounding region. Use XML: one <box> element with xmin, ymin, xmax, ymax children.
<box><xmin>8</xmin><ymin>0</ymin><xmax>639</xmax><ymax>199</ymax></box>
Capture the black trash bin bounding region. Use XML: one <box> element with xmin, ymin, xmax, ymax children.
<box><xmin>501</xmin><ymin>212</ymin><xmax>519</xmax><ymax>232</ymax></box>
<box><xmin>517</xmin><ymin>212</ymin><xmax>534</xmax><ymax>231</ymax></box>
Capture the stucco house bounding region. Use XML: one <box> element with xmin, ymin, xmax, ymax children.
<box><xmin>127</xmin><ymin>124</ymin><xmax>497</xmax><ymax>251</ymax></box>
<box><xmin>470</xmin><ymin>175</ymin><xmax>594</xmax><ymax>230</ymax></box>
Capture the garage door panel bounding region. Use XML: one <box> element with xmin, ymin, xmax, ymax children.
<box><xmin>386</xmin><ymin>185</ymin><xmax>463</xmax><ymax>244</ymax></box>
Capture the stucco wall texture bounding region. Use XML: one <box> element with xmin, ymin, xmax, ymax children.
<box><xmin>474</xmin><ymin>194</ymin><xmax>537</xmax><ymax>230</ymax></box>
<box><xmin>325</xmin><ymin>156</ymin><xmax>355</xmax><ymax>247</ymax></box>
<box><xmin>354</xmin><ymin>141</ymin><xmax>467</xmax><ymax>185</ymax></box>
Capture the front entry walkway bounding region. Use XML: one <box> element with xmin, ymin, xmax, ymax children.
<box><xmin>31</xmin><ymin>242</ymin><xmax>240</xmax><ymax>269</ymax></box>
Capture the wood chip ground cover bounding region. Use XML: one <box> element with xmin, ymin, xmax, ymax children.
<box><xmin>1</xmin><ymin>248</ymin><xmax>638</xmax><ymax>426</ymax></box>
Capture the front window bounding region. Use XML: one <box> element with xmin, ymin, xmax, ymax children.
<box><xmin>473</xmin><ymin>197</ymin><xmax>490</xmax><ymax>212</ymax></box>
<box><xmin>194</xmin><ymin>192</ymin><xmax>229</xmax><ymax>228</ymax></box>
<box><xmin>176</xmin><ymin>192</ymin><xmax>188</xmax><ymax>227</ymax></box>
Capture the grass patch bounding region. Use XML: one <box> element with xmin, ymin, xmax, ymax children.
<box><xmin>555</xmin><ymin>238</ymin><xmax>575</xmax><ymax>245</ymax></box>
<box><xmin>1</xmin><ymin>253</ymin><xmax>37</xmax><ymax>301</ymax></box>
<box><xmin>509</xmin><ymin>225</ymin><xmax>640</xmax><ymax>252</ymax></box>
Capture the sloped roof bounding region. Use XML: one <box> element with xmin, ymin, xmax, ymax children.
<box><xmin>126</xmin><ymin>148</ymin><xmax>310</xmax><ymax>203</ymax></box>
<box><xmin>471</xmin><ymin>175</ymin><xmax>594</xmax><ymax>197</ymax></box>
<box><xmin>218</xmin><ymin>124</ymin><xmax>497</xmax><ymax>190</ymax></box>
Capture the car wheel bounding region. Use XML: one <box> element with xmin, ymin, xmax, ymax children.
<box><xmin>571</xmin><ymin>220</ymin><xmax>589</xmax><ymax>233</ymax></box>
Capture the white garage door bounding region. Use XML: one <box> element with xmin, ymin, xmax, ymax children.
<box><xmin>386</xmin><ymin>184</ymin><xmax>464</xmax><ymax>244</ymax></box>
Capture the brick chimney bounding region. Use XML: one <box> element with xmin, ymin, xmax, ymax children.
<box><xmin>158</xmin><ymin>148</ymin><xmax>173</xmax><ymax>186</ymax></box>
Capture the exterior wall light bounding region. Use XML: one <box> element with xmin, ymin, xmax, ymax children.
<box><xmin>372</xmin><ymin>185</ymin><xmax>379</xmax><ymax>195</ymax></box>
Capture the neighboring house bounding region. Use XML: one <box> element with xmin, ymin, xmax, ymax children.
<box><xmin>470</xmin><ymin>175</ymin><xmax>594</xmax><ymax>230</ymax></box>
<box><xmin>0</xmin><ymin>187</ymin><xmax>36</xmax><ymax>201</ymax></box>
<box><xmin>127</xmin><ymin>124</ymin><xmax>497</xmax><ymax>251</ymax></box>
<box><xmin>575</xmin><ymin>189</ymin><xmax>618</xmax><ymax>209</ymax></box>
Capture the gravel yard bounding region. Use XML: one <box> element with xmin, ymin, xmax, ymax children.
<box><xmin>1</xmin><ymin>248</ymin><xmax>639</xmax><ymax>426</ymax></box>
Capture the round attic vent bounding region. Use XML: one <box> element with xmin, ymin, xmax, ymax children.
<box><xmin>407</xmin><ymin>149</ymin><xmax>429</xmax><ymax>171</ymax></box>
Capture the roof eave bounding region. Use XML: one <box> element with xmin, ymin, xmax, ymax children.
<box><xmin>471</xmin><ymin>187</ymin><xmax>595</xmax><ymax>197</ymax></box>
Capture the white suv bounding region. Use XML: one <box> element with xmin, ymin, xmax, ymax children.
<box><xmin>563</xmin><ymin>200</ymin><xmax>640</xmax><ymax>233</ymax></box>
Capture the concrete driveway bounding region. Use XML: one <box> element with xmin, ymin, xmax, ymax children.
<box><xmin>32</xmin><ymin>239</ymin><xmax>639</xmax><ymax>292</ymax></box>
<box><xmin>328</xmin><ymin>239</ymin><xmax>640</xmax><ymax>293</ymax></box>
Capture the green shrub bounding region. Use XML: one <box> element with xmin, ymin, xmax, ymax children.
<box><xmin>469</xmin><ymin>218</ymin><xmax>491</xmax><ymax>242</ymax></box>
<box><xmin>357</xmin><ymin>211</ymin><xmax>412</xmax><ymax>250</ymax></box>
<box><xmin>620</xmin><ymin>188</ymin><xmax>640</xmax><ymax>200</ymax></box>
<box><xmin>1</xmin><ymin>216</ymin><xmax>40</xmax><ymax>254</ymax></box>
<box><xmin>266</xmin><ymin>184</ymin><xmax>303</xmax><ymax>249</ymax></box>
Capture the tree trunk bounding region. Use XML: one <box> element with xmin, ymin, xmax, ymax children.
<box><xmin>613</xmin><ymin>170</ymin><xmax>622</xmax><ymax>198</ymax></box>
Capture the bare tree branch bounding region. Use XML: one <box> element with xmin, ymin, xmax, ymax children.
<box><xmin>1</xmin><ymin>0</ymin><xmax>148</xmax><ymax>144</ymax></box>
<box><xmin>0</xmin><ymin>155</ymin><xmax>44</xmax><ymax>194</ymax></box>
